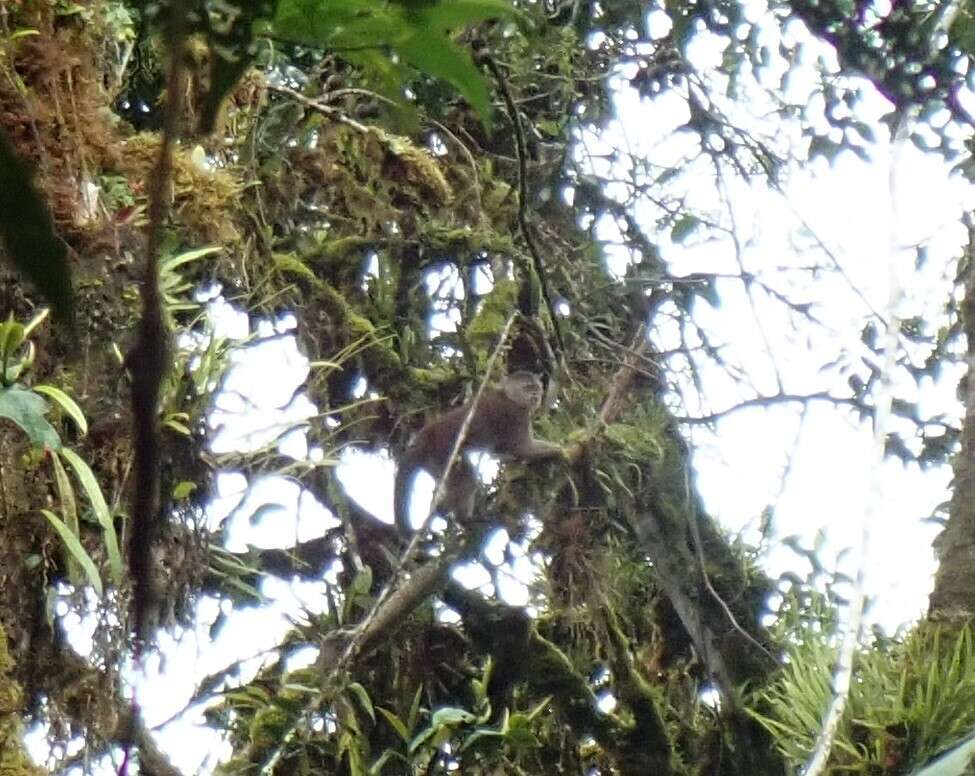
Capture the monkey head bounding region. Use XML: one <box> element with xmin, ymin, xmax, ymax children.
<box><xmin>503</xmin><ymin>371</ymin><xmax>544</xmax><ymax>411</ymax></box>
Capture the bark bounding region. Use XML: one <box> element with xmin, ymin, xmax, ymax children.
<box><xmin>930</xmin><ymin>230</ymin><xmax>975</xmax><ymax>616</ymax></box>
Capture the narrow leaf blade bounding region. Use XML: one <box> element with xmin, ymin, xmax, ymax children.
<box><xmin>33</xmin><ymin>384</ymin><xmax>88</xmax><ymax>435</ymax></box>
<box><xmin>59</xmin><ymin>447</ymin><xmax>122</xmax><ymax>585</ymax></box>
<box><xmin>41</xmin><ymin>508</ymin><xmax>103</xmax><ymax>596</ymax></box>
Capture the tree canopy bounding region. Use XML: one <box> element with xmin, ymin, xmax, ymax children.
<box><xmin>1</xmin><ymin>0</ymin><xmax>975</xmax><ymax>774</ymax></box>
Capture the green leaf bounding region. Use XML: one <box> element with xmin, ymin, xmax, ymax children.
<box><xmin>247</xmin><ymin>502</ymin><xmax>288</xmax><ymax>526</ymax></box>
<box><xmin>412</xmin><ymin>0</ymin><xmax>522</xmax><ymax>30</ymax></box>
<box><xmin>160</xmin><ymin>245</ymin><xmax>223</xmax><ymax>272</ymax></box>
<box><xmin>172</xmin><ymin>480</ymin><xmax>197</xmax><ymax>500</ymax></box>
<box><xmin>59</xmin><ymin>447</ymin><xmax>123</xmax><ymax>586</ymax></box>
<box><xmin>0</xmin><ymin>315</ymin><xmax>32</xmax><ymax>384</ymax></box>
<box><xmin>274</xmin><ymin>0</ymin><xmax>397</xmax><ymax>44</ymax></box>
<box><xmin>351</xmin><ymin>566</ymin><xmax>373</xmax><ymax>597</ymax></box>
<box><xmin>50</xmin><ymin>449</ymin><xmax>78</xmax><ymax>531</ymax></box>
<box><xmin>367</xmin><ymin>750</ymin><xmax>406</xmax><ymax>775</ymax></box>
<box><xmin>347</xmin><ymin>682</ymin><xmax>376</xmax><ymax>723</ymax></box>
<box><xmin>41</xmin><ymin>508</ymin><xmax>103</xmax><ymax>596</ymax></box>
<box><xmin>408</xmin><ymin>684</ymin><xmax>423</xmax><ymax>730</ymax></box>
<box><xmin>0</xmin><ymin>316</ymin><xmax>25</xmax><ymax>361</ymax></box>
<box><xmin>271</xmin><ymin>0</ymin><xmax>502</xmax><ymax>124</ymax></box>
<box><xmin>33</xmin><ymin>385</ymin><xmax>87</xmax><ymax>435</ymax></box>
<box><xmin>21</xmin><ymin>307</ymin><xmax>49</xmax><ymax>338</ymax></box>
<box><xmin>397</xmin><ymin>30</ymin><xmax>491</xmax><ymax>122</ymax></box>
<box><xmin>50</xmin><ymin>449</ymin><xmax>81</xmax><ymax>585</ymax></box>
<box><xmin>410</xmin><ymin>707</ymin><xmax>476</xmax><ymax>754</ymax></box>
<box><xmin>0</xmin><ymin>129</ymin><xmax>74</xmax><ymax>326</ymax></box>
<box><xmin>0</xmin><ymin>385</ymin><xmax>60</xmax><ymax>449</ymax></box>
<box><xmin>163</xmin><ymin>418</ymin><xmax>193</xmax><ymax>435</ymax></box>
<box><xmin>430</xmin><ymin>707</ymin><xmax>476</xmax><ymax>727</ymax></box>
<box><xmin>220</xmin><ymin>576</ymin><xmax>264</xmax><ymax>601</ymax></box>
<box><xmin>377</xmin><ymin>707</ymin><xmax>410</xmax><ymax>742</ymax></box>
<box><xmin>460</xmin><ymin>726</ymin><xmax>504</xmax><ymax>751</ymax></box>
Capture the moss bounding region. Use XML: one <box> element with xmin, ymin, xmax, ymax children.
<box><xmin>319</xmin><ymin>235</ymin><xmax>377</xmax><ymax>262</ymax></box>
<box><xmin>275</xmin><ymin>260</ymin><xmax>403</xmax><ymax>381</ymax></box>
<box><xmin>0</xmin><ymin>626</ymin><xmax>43</xmax><ymax>776</ymax></box>
<box><xmin>418</xmin><ymin>221</ymin><xmax>518</xmax><ymax>257</ymax></box>
<box><xmin>116</xmin><ymin>134</ymin><xmax>244</xmax><ymax>246</ymax></box>
<box><xmin>273</xmin><ymin>252</ymin><xmax>318</xmax><ymax>284</ymax></box>
<box><xmin>248</xmin><ymin>705</ymin><xmax>291</xmax><ymax>755</ymax></box>
<box><xmin>467</xmin><ymin>279</ymin><xmax>518</xmax><ymax>350</ymax></box>
<box><xmin>369</xmin><ymin>128</ymin><xmax>452</xmax><ymax>209</ymax></box>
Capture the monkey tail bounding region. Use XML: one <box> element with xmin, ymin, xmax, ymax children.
<box><xmin>393</xmin><ymin>455</ymin><xmax>416</xmax><ymax>536</ymax></box>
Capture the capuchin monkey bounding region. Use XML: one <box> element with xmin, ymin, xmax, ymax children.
<box><xmin>394</xmin><ymin>372</ymin><xmax>564</xmax><ymax>534</ymax></box>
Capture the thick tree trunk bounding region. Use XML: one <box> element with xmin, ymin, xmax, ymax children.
<box><xmin>930</xmin><ymin>229</ymin><xmax>975</xmax><ymax>617</ymax></box>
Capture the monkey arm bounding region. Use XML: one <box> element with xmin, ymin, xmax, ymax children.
<box><xmin>393</xmin><ymin>376</ymin><xmax>562</xmax><ymax>534</ymax></box>
<box><xmin>514</xmin><ymin>437</ymin><xmax>566</xmax><ymax>460</ymax></box>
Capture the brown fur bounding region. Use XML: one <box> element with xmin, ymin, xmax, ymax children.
<box><xmin>394</xmin><ymin>372</ymin><xmax>563</xmax><ymax>533</ymax></box>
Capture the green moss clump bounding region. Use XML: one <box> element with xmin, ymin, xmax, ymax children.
<box><xmin>0</xmin><ymin>627</ymin><xmax>44</xmax><ymax>775</ymax></box>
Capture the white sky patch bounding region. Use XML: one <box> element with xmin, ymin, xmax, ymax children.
<box><xmin>424</xmin><ymin>263</ymin><xmax>465</xmax><ymax>333</ymax></box>
<box><xmin>576</xmin><ymin>23</ymin><xmax>975</xmax><ymax>633</ymax></box>
<box><xmin>337</xmin><ymin>447</ymin><xmax>396</xmax><ymax>525</ymax></box>
<box><xmin>209</xmin><ymin>331</ymin><xmax>315</xmax><ymax>454</ymax></box>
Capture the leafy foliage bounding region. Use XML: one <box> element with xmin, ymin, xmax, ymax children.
<box><xmin>0</xmin><ymin>0</ymin><xmax>972</xmax><ymax>773</ymax></box>
<box><xmin>751</xmin><ymin>595</ymin><xmax>975</xmax><ymax>774</ymax></box>
<box><xmin>0</xmin><ymin>385</ymin><xmax>60</xmax><ymax>450</ymax></box>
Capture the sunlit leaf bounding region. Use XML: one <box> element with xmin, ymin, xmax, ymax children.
<box><xmin>0</xmin><ymin>315</ymin><xmax>25</xmax><ymax>361</ymax></box>
<box><xmin>164</xmin><ymin>418</ymin><xmax>192</xmax><ymax>435</ymax></box>
<box><xmin>33</xmin><ymin>384</ymin><xmax>88</xmax><ymax>435</ymax></box>
<box><xmin>21</xmin><ymin>307</ymin><xmax>49</xmax><ymax>338</ymax></box>
<box><xmin>172</xmin><ymin>481</ymin><xmax>197</xmax><ymax>500</ymax></box>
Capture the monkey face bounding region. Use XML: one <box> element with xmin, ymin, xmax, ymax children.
<box><xmin>503</xmin><ymin>372</ymin><xmax>544</xmax><ymax>410</ymax></box>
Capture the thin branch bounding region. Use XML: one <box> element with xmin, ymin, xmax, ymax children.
<box><xmin>684</xmin><ymin>465</ymin><xmax>778</xmax><ymax>665</ymax></box>
<box><xmin>121</xmin><ymin>3</ymin><xmax>188</xmax><ymax>773</ymax></box>
<box><xmin>267</xmin><ymin>83</ymin><xmax>372</xmax><ymax>134</ymax></box>
<box><xmin>257</xmin><ymin>314</ymin><xmax>519</xmax><ymax>773</ymax></box>
<box><xmin>481</xmin><ymin>52</ymin><xmax>565</xmax><ymax>355</ymax></box>
<box><xmin>338</xmin><ymin>312</ymin><xmax>518</xmax><ymax>666</ymax></box>
<box><xmin>675</xmin><ymin>390</ymin><xmax>864</xmax><ymax>425</ymax></box>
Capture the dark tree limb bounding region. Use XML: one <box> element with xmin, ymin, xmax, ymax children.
<box><xmin>443</xmin><ymin>580</ymin><xmax>673</xmax><ymax>775</ymax></box>
<box><xmin>129</xmin><ymin>0</ymin><xmax>188</xmax><ymax>649</ymax></box>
